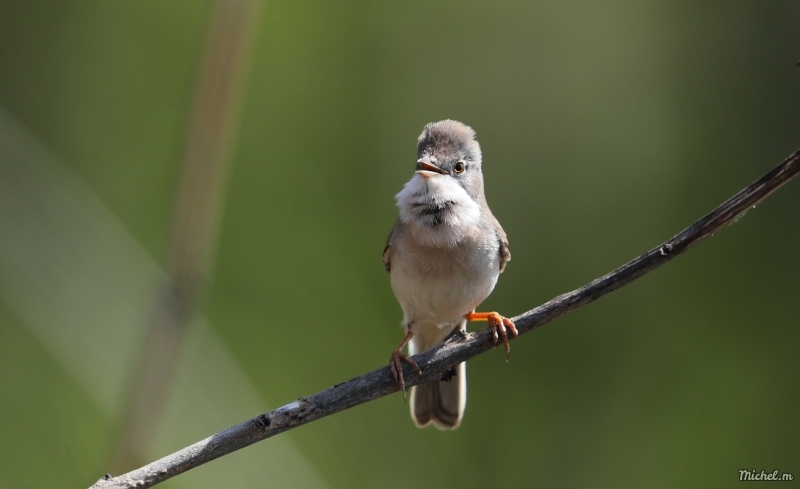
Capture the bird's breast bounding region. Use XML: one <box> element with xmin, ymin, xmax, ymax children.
<box><xmin>390</xmin><ymin>228</ymin><xmax>500</xmax><ymax>327</ymax></box>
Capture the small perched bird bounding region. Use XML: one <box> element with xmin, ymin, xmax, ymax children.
<box><xmin>383</xmin><ymin>120</ymin><xmax>517</xmax><ymax>429</ymax></box>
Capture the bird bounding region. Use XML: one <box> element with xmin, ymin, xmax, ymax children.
<box><xmin>383</xmin><ymin>119</ymin><xmax>517</xmax><ymax>429</ymax></box>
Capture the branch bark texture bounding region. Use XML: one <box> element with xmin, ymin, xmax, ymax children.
<box><xmin>91</xmin><ymin>148</ymin><xmax>800</xmax><ymax>488</ymax></box>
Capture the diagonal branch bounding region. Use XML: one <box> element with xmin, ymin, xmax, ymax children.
<box><xmin>90</xmin><ymin>148</ymin><xmax>800</xmax><ymax>488</ymax></box>
<box><xmin>110</xmin><ymin>0</ymin><xmax>261</xmax><ymax>472</ymax></box>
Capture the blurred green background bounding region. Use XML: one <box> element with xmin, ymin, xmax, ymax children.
<box><xmin>1</xmin><ymin>1</ymin><xmax>799</xmax><ymax>488</ymax></box>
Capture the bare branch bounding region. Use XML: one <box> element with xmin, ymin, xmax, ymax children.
<box><xmin>90</xmin><ymin>148</ymin><xmax>800</xmax><ymax>488</ymax></box>
<box><xmin>111</xmin><ymin>0</ymin><xmax>261</xmax><ymax>471</ymax></box>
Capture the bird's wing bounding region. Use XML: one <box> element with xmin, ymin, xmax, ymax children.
<box><xmin>382</xmin><ymin>220</ymin><xmax>400</xmax><ymax>272</ymax></box>
<box><xmin>493</xmin><ymin>218</ymin><xmax>511</xmax><ymax>273</ymax></box>
<box><xmin>498</xmin><ymin>234</ymin><xmax>510</xmax><ymax>272</ymax></box>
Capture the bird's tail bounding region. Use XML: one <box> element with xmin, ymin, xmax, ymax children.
<box><xmin>409</xmin><ymin>322</ymin><xmax>466</xmax><ymax>429</ymax></box>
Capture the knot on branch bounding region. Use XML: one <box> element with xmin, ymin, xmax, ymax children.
<box><xmin>440</xmin><ymin>366</ymin><xmax>458</xmax><ymax>382</ymax></box>
<box><xmin>253</xmin><ymin>414</ymin><xmax>271</xmax><ymax>430</ymax></box>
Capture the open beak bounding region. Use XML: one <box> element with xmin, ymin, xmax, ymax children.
<box><xmin>415</xmin><ymin>159</ymin><xmax>447</xmax><ymax>178</ymax></box>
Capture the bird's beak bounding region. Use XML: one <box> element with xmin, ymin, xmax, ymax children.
<box><xmin>415</xmin><ymin>159</ymin><xmax>447</xmax><ymax>178</ymax></box>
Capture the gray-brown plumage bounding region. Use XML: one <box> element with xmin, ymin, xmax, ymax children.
<box><xmin>384</xmin><ymin>120</ymin><xmax>515</xmax><ymax>429</ymax></box>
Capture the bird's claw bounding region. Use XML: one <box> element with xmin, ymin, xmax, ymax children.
<box><xmin>486</xmin><ymin>312</ymin><xmax>518</xmax><ymax>361</ymax></box>
<box><xmin>389</xmin><ymin>349</ymin><xmax>422</xmax><ymax>401</ymax></box>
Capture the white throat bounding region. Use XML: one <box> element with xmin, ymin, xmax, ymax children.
<box><xmin>395</xmin><ymin>173</ymin><xmax>481</xmax><ymax>248</ymax></box>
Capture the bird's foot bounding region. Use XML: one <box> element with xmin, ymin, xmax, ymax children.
<box><xmin>465</xmin><ymin>311</ymin><xmax>518</xmax><ymax>361</ymax></box>
<box><xmin>389</xmin><ymin>330</ymin><xmax>422</xmax><ymax>400</ymax></box>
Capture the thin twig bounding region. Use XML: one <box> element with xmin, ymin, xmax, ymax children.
<box><xmin>90</xmin><ymin>148</ymin><xmax>800</xmax><ymax>488</ymax></box>
<box><xmin>110</xmin><ymin>0</ymin><xmax>261</xmax><ymax>471</ymax></box>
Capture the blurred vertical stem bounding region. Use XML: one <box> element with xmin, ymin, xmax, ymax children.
<box><xmin>112</xmin><ymin>0</ymin><xmax>261</xmax><ymax>472</ymax></box>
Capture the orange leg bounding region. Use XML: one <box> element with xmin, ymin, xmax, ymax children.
<box><xmin>465</xmin><ymin>311</ymin><xmax>518</xmax><ymax>361</ymax></box>
<box><xmin>389</xmin><ymin>330</ymin><xmax>422</xmax><ymax>400</ymax></box>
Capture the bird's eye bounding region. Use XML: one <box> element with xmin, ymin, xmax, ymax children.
<box><xmin>454</xmin><ymin>161</ymin><xmax>466</xmax><ymax>174</ymax></box>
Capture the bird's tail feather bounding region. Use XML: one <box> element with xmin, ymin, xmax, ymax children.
<box><xmin>409</xmin><ymin>322</ymin><xmax>466</xmax><ymax>429</ymax></box>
